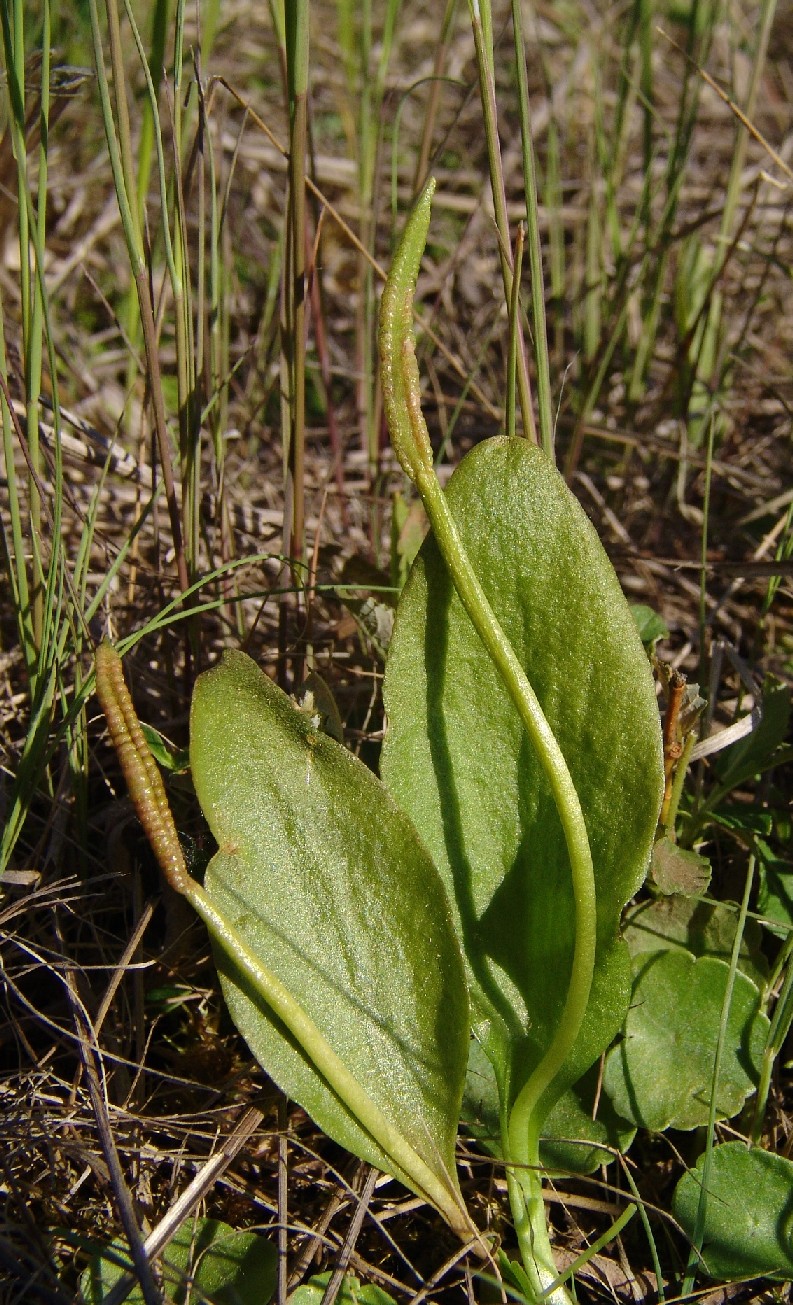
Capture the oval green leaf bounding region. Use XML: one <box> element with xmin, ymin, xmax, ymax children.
<box><xmin>623</xmin><ymin>894</ymin><xmax>769</xmax><ymax>988</ymax></box>
<box><xmin>80</xmin><ymin>1218</ymin><xmax>277</xmax><ymax>1305</ymax></box>
<box><xmin>381</xmin><ymin>438</ymin><xmax>664</xmax><ymax>1117</ymax></box>
<box><xmin>603</xmin><ymin>951</ymin><xmax>769</xmax><ymax>1130</ymax></box>
<box><xmin>190</xmin><ymin>650</ymin><xmax>469</xmax><ymax>1219</ymax></box>
<box><xmin>673</xmin><ymin>1142</ymin><xmax>793</xmax><ymax>1280</ymax></box>
<box><xmin>291</xmin><ymin>1273</ymin><xmax>398</xmax><ymax>1304</ymax></box>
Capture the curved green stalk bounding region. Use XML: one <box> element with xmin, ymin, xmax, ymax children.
<box><xmin>379</xmin><ymin>180</ymin><xmax>598</xmax><ymax>1300</ymax></box>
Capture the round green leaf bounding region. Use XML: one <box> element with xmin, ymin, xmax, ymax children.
<box><xmin>382</xmin><ymin>438</ymin><xmax>664</xmax><ymax>1114</ymax></box>
<box><xmin>623</xmin><ymin>895</ymin><xmax>768</xmax><ymax>988</ymax></box>
<box><xmin>190</xmin><ymin>651</ymin><xmax>469</xmax><ymax>1212</ymax></box>
<box><xmin>673</xmin><ymin>1142</ymin><xmax>793</xmax><ymax>1280</ymax></box>
<box><xmin>80</xmin><ymin>1218</ymin><xmax>277</xmax><ymax>1304</ymax></box>
<box><xmin>603</xmin><ymin>951</ymin><xmax>769</xmax><ymax>1131</ymax></box>
<box><xmin>649</xmin><ymin>837</ymin><xmax>711</xmax><ymax>897</ymax></box>
<box><xmin>291</xmin><ymin>1272</ymin><xmax>398</xmax><ymax>1304</ymax></box>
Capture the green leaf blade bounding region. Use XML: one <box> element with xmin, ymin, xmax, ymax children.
<box><xmin>382</xmin><ymin>438</ymin><xmax>664</xmax><ymax>1112</ymax></box>
<box><xmin>673</xmin><ymin>1142</ymin><xmax>793</xmax><ymax>1280</ymax></box>
<box><xmin>603</xmin><ymin>951</ymin><xmax>769</xmax><ymax>1131</ymax></box>
<box><xmin>190</xmin><ymin>650</ymin><xmax>469</xmax><ymax>1212</ymax></box>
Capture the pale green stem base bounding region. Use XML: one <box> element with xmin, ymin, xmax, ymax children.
<box><xmin>506</xmin><ymin>1161</ymin><xmax>573</xmax><ymax>1305</ymax></box>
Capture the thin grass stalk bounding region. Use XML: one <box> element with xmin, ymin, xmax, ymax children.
<box><xmin>679</xmin><ymin>193</ymin><xmax>759</xmax><ymax>444</ymax></box>
<box><xmin>591</xmin><ymin>51</ymin><xmax>625</xmax><ymax>278</ymax></box>
<box><xmin>88</xmin><ymin>0</ymin><xmax>189</xmax><ymax>595</ymax></box>
<box><xmin>0</xmin><ymin>150</ymin><xmax>67</xmax><ymax>681</ymax></box>
<box><xmin>338</xmin><ymin>0</ymin><xmax>374</xmax><ymax>473</ymax></box>
<box><xmin>722</xmin><ymin>0</ymin><xmax>777</xmax><ymax>211</ymax></box>
<box><xmin>505</xmin><ymin>223</ymin><xmax>524</xmax><ymax>442</ymax></box>
<box><xmin>272</xmin><ymin>0</ymin><xmax>309</xmax><ymax>686</ymax></box>
<box><xmin>467</xmin><ymin>0</ymin><xmax>536</xmax><ymax>444</ymax></box>
<box><xmin>583</xmin><ymin>10</ymin><xmax>649</xmax><ymax>404</ymax></box>
<box><xmin>5</xmin><ymin>0</ymin><xmax>29</xmax><ymax>342</ymax></box>
<box><xmin>136</xmin><ymin>0</ymin><xmax>170</xmax><ymax>216</ymax></box>
<box><xmin>619</xmin><ymin>1160</ymin><xmax>666</xmax><ymax>1304</ymax></box>
<box><xmin>308</xmin><ymin>214</ymin><xmax>349</xmax><ymax>528</ymax></box>
<box><xmin>628</xmin><ymin>0</ymin><xmax>721</xmax><ymax>401</ymax></box>
<box><xmin>206</xmin><ymin>84</ymin><xmax>230</xmax><ymax>471</ymax></box>
<box><xmin>206</xmin><ymin>89</ymin><xmax>243</xmax><ymax>635</ymax></box>
<box><xmin>597</xmin><ymin>15</ymin><xmax>628</xmax><ymax>263</ymax></box>
<box><xmin>120</xmin><ymin>0</ymin><xmax>197</xmax><ymax>520</ymax></box>
<box><xmin>762</xmin><ymin>494</ymin><xmax>793</xmax><ymax>618</ymax></box>
<box><xmin>0</xmin><ymin>682</ymin><xmax>59</xmax><ymax>875</ymax></box>
<box><xmin>104</xmin><ymin>0</ymin><xmax>141</xmax><ymax>251</ymax></box>
<box><xmin>1</xmin><ymin>17</ymin><xmax>73</xmax><ymax>841</ymax></box>
<box><xmin>6</xmin><ymin>549</ymin><xmax>306</xmax><ymax>824</ymax></box>
<box><xmin>166</xmin><ymin>0</ymin><xmax>201</xmax><ymax>581</ymax></box>
<box><xmin>366</xmin><ymin>0</ymin><xmax>400</xmax><ymax>498</ymax></box>
<box><xmin>335</xmin><ymin>0</ymin><xmax>368</xmax><ymax>473</ymax></box>
<box><xmin>267</xmin><ymin>1</ymin><xmax>296</xmax><ymax>680</ymax></box>
<box><xmin>563</xmin><ymin>289</ymin><xmax>631</xmax><ymax>477</ymax></box>
<box><xmin>212</xmin><ymin>74</ymin><xmax>504</xmax><ymax>426</ymax></box>
<box><xmin>698</xmin><ymin>415</ymin><xmax>716</xmax><ymax>691</ymax></box>
<box><xmin>556</xmin><ymin>6</ymin><xmax>652</xmax><ymax>433</ymax></box>
<box><xmin>66</xmin><ymin>658</ymin><xmax>91</xmax><ymax>858</ymax></box>
<box><xmin>194</xmin><ymin>62</ymin><xmax>208</xmax><ymax>575</ymax></box>
<box><xmin>2</xmin><ymin>1</ymin><xmax>45</xmax><ymax>649</ymax></box>
<box><xmin>61</xmin><ymin>488</ymin><xmax>103</xmax><ymax>852</ymax></box>
<box><xmin>412</xmin><ymin>0</ymin><xmax>459</xmax><ymax>192</ymax></box>
<box><xmin>562</xmin><ymin>98</ymin><xmax>671</xmax><ymax>474</ymax></box>
<box><xmin>583</xmin><ymin>137</ymin><xmax>602</xmax><ymax>366</ymax></box>
<box><xmin>543</xmin><ymin>114</ymin><xmax>565</xmax><ymax>366</ymax></box>
<box><xmin>338</xmin><ymin>0</ymin><xmax>400</xmax><ymax>479</ymax></box>
<box><xmin>0</xmin><ymin>413</ymin><xmax>67</xmax><ymax>872</ymax></box>
<box><xmin>751</xmin><ymin>948</ymin><xmax>793</xmax><ymax>1142</ymax></box>
<box><xmin>334</xmin><ymin>0</ymin><xmax>356</xmax><ymax>148</ymax></box>
<box><xmin>697</xmin><ymin>0</ymin><xmax>778</xmax><ymax>404</ymax></box>
<box><xmin>610</xmin><ymin>23</ymin><xmax>656</xmax><ymax>357</ymax></box>
<box><xmin>285</xmin><ymin>0</ymin><xmax>309</xmax><ymax>564</ymax></box>
<box><xmin>0</xmin><ymin>240</ymin><xmax>34</xmax><ymax>671</ymax></box>
<box><xmin>510</xmin><ymin>0</ymin><xmax>553</xmax><ymax>456</ymax></box>
<box><xmin>269</xmin><ymin>0</ymin><xmax>289</xmax><ymax>586</ymax></box>
<box><xmin>121</xmin><ymin>5</ymin><xmax>183</xmax><ymax>588</ymax></box>
<box><xmin>122</xmin><ymin>0</ymin><xmax>169</xmax><ymax>548</ymax></box>
<box><xmin>0</xmin><ymin>482</ymin><xmax>166</xmax><ymax>874</ymax></box>
<box><xmin>632</xmin><ymin>0</ymin><xmax>654</xmax><ymax>230</ymax></box>
<box><xmin>26</xmin><ymin>7</ymin><xmax>51</xmax><ymax>653</ymax></box>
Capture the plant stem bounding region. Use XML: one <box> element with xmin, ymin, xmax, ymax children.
<box><xmin>379</xmin><ymin>178</ymin><xmax>594</xmax><ymax>1304</ymax></box>
<box><xmin>506</xmin><ymin>1165</ymin><xmax>571</xmax><ymax>1304</ymax></box>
